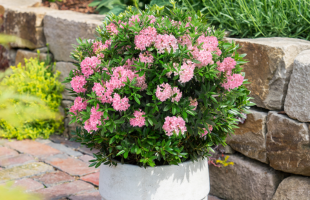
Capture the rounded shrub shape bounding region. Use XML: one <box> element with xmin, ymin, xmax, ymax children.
<box><xmin>68</xmin><ymin>6</ymin><xmax>252</xmax><ymax>167</ymax></box>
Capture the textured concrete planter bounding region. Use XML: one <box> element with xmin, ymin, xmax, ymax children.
<box><xmin>99</xmin><ymin>158</ymin><xmax>210</xmax><ymax>200</ymax></box>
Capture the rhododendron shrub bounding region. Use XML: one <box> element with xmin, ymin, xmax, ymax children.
<box><xmin>65</xmin><ymin>6</ymin><xmax>253</xmax><ymax>167</ymax></box>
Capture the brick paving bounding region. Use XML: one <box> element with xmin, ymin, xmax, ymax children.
<box><xmin>0</xmin><ymin>136</ymin><xmax>222</xmax><ymax>200</ymax></box>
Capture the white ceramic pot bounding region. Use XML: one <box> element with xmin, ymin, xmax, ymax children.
<box><xmin>99</xmin><ymin>158</ymin><xmax>210</xmax><ymax>200</ymax></box>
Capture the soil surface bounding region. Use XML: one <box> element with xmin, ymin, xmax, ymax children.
<box><xmin>42</xmin><ymin>0</ymin><xmax>97</xmax><ymax>14</ymax></box>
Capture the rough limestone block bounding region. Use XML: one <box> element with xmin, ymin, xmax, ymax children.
<box><xmin>226</xmin><ymin>109</ymin><xmax>268</xmax><ymax>163</ymax></box>
<box><xmin>284</xmin><ymin>50</ymin><xmax>310</xmax><ymax>122</ymax></box>
<box><xmin>55</xmin><ymin>62</ymin><xmax>76</xmax><ymax>100</ymax></box>
<box><xmin>272</xmin><ymin>176</ymin><xmax>310</xmax><ymax>200</ymax></box>
<box><xmin>209</xmin><ymin>154</ymin><xmax>284</xmax><ymax>200</ymax></box>
<box><xmin>226</xmin><ymin>37</ymin><xmax>310</xmax><ymax>110</ymax></box>
<box><xmin>0</xmin><ymin>0</ymin><xmax>41</xmax><ymax>9</ymax></box>
<box><xmin>267</xmin><ymin>111</ymin><xmax>310</xmax><ymax>176</ymax></box>
<box><xmin>44</xmin><ymin>11</ymin><xmax>105</xmax><ymax>62</ymax></box>
<box><xmin>3</xmin><ymin>7</ymin><xmax>55</xmax><ymax>49</ymax></box>
<box><xmin>15</xmin><ymin>49</ymin><xmax>51</xmax><ymax>66</ymax></box>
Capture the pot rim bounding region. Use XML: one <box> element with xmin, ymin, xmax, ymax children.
<box><xmin>108</xmin><ymin>157</ymin><xmax>208</xmax><ymax>169</ymax></box>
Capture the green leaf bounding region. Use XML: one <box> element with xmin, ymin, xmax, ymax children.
<box><xmin>116</xmin><ymin>150</ymin><xmax>125</xmax><ymax>156</ymax></box>
<box><xmin>134</xmin><ymin>95</ymin><xmax>140</xmax><ymax>104</ymax></box>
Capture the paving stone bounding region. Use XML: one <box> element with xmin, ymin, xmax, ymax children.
<box><xmin>0</xmin><ymin>162</ymin><xmax>54</xmax><ymax>183</ymax></box>
<box><xmin>47</xmin><ymin>143</ymin><xmax>82</xmax><ymax>157</ymax></box>
<box><xmin>78</xmin><ymin>146</ymin><xmax>100</xmax><ymax>156</ymax></box>
<box><xmin>36</xmin><ymin>180</ymin><xmax>95</xmax><ymax>200</ymax></box>
<box><xmin>13</xmin><ymin>178</ymin><xmax>44</xmax><ymax>192</ymax></box>
<box><xmin>81</xmin><ymin>172</ymin><xmax>100</xmax><ymax>186</ymax></box>
<box><xmin>0</xmin><ymin>139</ymin><xmax>9</xmax><ymax>146</ymax></box>
<box><xmin>0</xmin><ymin>154</ymin><xmax>35</xmax><ymax>168</ymax></box>
<box><xmin>69</xmin><ymin>191</ymin><xmax>101</xmax><ymax>200</ymax></box>
<box><xmin>0</xmin><ymin>146</ymin><xmax>18</xmax><ymax>158</ymax></box>
<box><xmin>44</xmin><ymin>11</ymin><xmax>105</xmax><ymax>62</ymax></box>
<box><xmin>78</xmin><ymin>155</ymin><xmax>94</xmax><ymax>165</ymax></box>
<box><xmin>6</xmin><ymin>140</ymin><xmax>61</xmax><ymax>157</ymax></box>
<box><xmin>33</xmin><ymin>171</ymin><xmax>75</xmax><ymax>187</ymax></box>
<box><xmin>36</xmin><ymin>139</ymin><xmax>52</xmax><ymax>144</ymax></box>
<box><xmin>49</xmin><ymin>135</ymin><xmax>81</xmax><ymax>149</ymax></box>
<box><xmin>45</xmin><ymin>154</ymin><xmax>98</xmax><ymax>176</ymax></box>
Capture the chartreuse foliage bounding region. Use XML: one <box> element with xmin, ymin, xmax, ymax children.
<box><xmin>0</xmin><ymin>182</ymin><xmax>41</xmax><ymax>200</ymax></box>
<box><xmin>0</xmin><ymin>58</ymin><xmax>64</xmax><ymax>140</ymax></box>
<box><xmin>67</xmin><ymin>4</ymin><xmax>253</xmax><ymax>167</ymax></box>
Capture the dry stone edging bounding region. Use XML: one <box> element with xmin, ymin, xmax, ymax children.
<box><xmin>284</xmin><ymin>50</ymin><xmax>310</xmax><ymax>122</ymax></box>
<box><xmin>266</xmin><ymin>111</ymin><xmax>310</xmax><ymax>176</ymax></box>
<box><xmin>226</xmin><ymin>108</ymin><xmax>268</xmax><ymax>163</ymax></box>
<box><xmin>272</xmin><ymin>176</ymin><xmax>310</xmax><ymax>200</ymax></box>
<box><xmin>226</xmin><ymin>37</ymin><xmax>310</xmax><ymax>110</ymax></box>
<box><xmin>43</xmin><ymin>11</ymin><xmax>105</xmax><ymax>62</ymax></box>
<box><xmin>209</xmin><ymin>153</ymin><xmax>285</xmax><ymax>200</ymax></box>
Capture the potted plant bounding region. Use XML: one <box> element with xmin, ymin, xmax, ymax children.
<box><xmin>66</xmin><ymin>3</ymin><xmax>252</xmax><ymax>200</ymax></box>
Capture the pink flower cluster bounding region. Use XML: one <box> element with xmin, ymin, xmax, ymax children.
<box><xmin>179</xmin><ymin>61</ymin><xmax>195</xmax><ymax>83</ymax></box>
<box><xmin>189</xmin><ymin>97</ymin><xmax>198</xmax><ymax>110</ymax></box>
<box><xmin>178</xmin><ymin>35</ymin><xmax>193</xmax><ymax>50</ymax></box>
<box><xmin>130</xmin><ymin>110</ymin><xmax>146</xmax><ymax>127</ymax></box>
<box><xmin>84</xmin><ymin>104</ymin><xmax>105</xmax><ymax>133</ymax></box>
<box><xmin>129</xmin><ymin>15</ymin><xmax>140</xmax><ymax>26</ymax></box>
<box><xmin>71</xmin><ymin>75</ymin><xmax>87</xmax><ymax>93</ymax></box>
<box><xmin>81</xmin><ymin>56</ymin><xmax>101</xmax><ymax>78</ymax></box>
<box><xmin>155</xmin><ymin>83</ymin><xmax>182</xmax><ymax>102</ymax></box>
<box><xmin>135</xmin><ymin>27</ymin><xmax>157</xmax><ymax>51</ymax></box>
<box><xmin>106</xmin><ymin>22</ymin><xmax>119</xmax><ymax>35</ymax></box>
<box><xmin>217</xmin><ymin>57</ymin><xmax>237</xmax><ymax>75</ymax></box>
<box><xmin>147</xmin><ymin>15</ymin><xmax>156</xmax><ymax>24</ymax></box>
<box><xmin>192</xmin><ymin>47</ymin><xmax>213</xmax><ymax>68</ymax></box>
<box><xmin>221</xmin><ymin>74</ymin><xmax>244</xmax><ymax>91</ymax></box>
<box><xmin>197</xmin><ymin>36</ymin><xmax>218</xmax><ymax>52</ymax></box>
<box><xmin>154</xmin><ymin>34</ymin><xmax>178</xmax><ymax>54</ymax></box>
<box><xmin>92</xmin><ymin>82</ymin><xmax>113</xmax><ymax>104</ymax></box>
<box><xmin>139</xmin><ymin>51</ymin><xmax>154</xmax><ymax>64</ymax></box>
<box><xmin>92</xmin><ymin>40</ymin><xmax>111</xmax><ymax>57</ymax></box>
<box><xmin>163</xmin><ymin>116</ymin><xmax>187</xmax><ymax>136</ymax></box>
<box><xmin>112</xmin><ymin>93</ymin><xmax>130</xmax><ymax>111</ymax></box>
<box><xmin>202</xmin><ymin>125</ymin><xmax>213</xmax><ymax>137</ymax></box>
<box><xmin>70</xmin><ymin>97</ymin><xmax>87</xmax><ymax>115</ymax></box>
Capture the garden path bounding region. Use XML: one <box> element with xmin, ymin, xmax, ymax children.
<box><xmin>0</xmin><ymin>135</ymin><xmax>221</xmax><ymax>200</ymax></box>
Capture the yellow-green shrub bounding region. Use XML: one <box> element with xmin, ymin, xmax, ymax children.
<box><xmin>0</xmin><ymin>57</ymin><xmax>64</xmax><ymax>140</ymax></box>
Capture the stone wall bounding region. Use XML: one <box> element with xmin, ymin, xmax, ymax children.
<box><xmin>0</xmin><ymin>0</ymin><xmax>104</xmax><ymax>137</ymax></box>
<box><xmin>2</xmin><ymin>1</ymin><xmax>310</xmax><ymax>199</ymax></box>
<box><xmin>211</xmin><ymin>38</ymin><xmax>310</xmax><ymax>199</ymax></box>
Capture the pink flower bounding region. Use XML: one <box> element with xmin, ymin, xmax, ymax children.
<box><xmin>112</xmin><ymin>93</ymin><xmax>130</xmax><ymax>111</ymax></box>
<box><xmin>147</xmin><ymin>15</ymin><xmax>156</xmax><ymax>24</ymax></box>
<box><xmin>135</xmin><ymin>74</ymin><xmax>147</xmax><ymax>91</ymax></box>
<box><xmin>92</xmin><ymin>40</ymin><xmax>111</xmax><ymax>56</ymax></box>
<box><xmin>197</xmin><ymin>35</ymin><xmax>218</xmax><ymax>52</ymax></box>
<box><xmin>154</xmin><ymin>34</ymin><xmax>178</xmax><ymax>54</ymax></box>
<box><xmin>106</xmin><ymin>22</ymin><xmax>119</xmax><ymax>35</ymax></box>
<box><xmin>179</xmin><ymin>61</ymin><xmax>195</xmax><ymax>83</ymax></box>
<box><xmin>192</xmin><ymin>47</ymin><xmax>213</xmax><ymax>68</ymax></box>
<box><xmin>217</xmin><ymin>57</ymin><xmax>236</xmax><ymax>75</ymax></box>
<box><xmin>71</xmin><ymin>75</ymin><xmax>87</xmax><ymax>93</ymax></box>
<box><xmin>130</xmin><ymin>109</ymin><xmax>146</xmax><ymax>127</ymax></box>
<box><xmin>92</xmin><ymin>82</ymin><xmax>113</xmax><ymax>104</ymax></box>
<box><xmin>221</xmin><ymin>74</ymin><xmax>244</xmax><ymax>91</ymax></box>
<box><xmin>139</xmin><ymin>51</ymin><xmax>154</xmax><ymax>64</ymax></box>
<box><xmin>129</xmin><ymin>15</ymin><xmax>140</xmax><ymax>26</ymax></box>
<box><xmin>189</xmin><ymin>97</ymin><xmax>198</xmax><ymax>110</ymax></box>
<box><xmin>202</xmin><ymin>125</ymin><xmax>213</xmax><ymax>137</ymax></box>
<box><xmin>134</xmin><ymin>26</ymin><xmax>157</xmax><ymax>51</ymax></box>
<box><xmin>163</xmin><ymin>116</ymin><xmax>187</xmax><ymax>136</ymax></box>
<box><xmin>69</xmin><ymin>97</ymin><xmax>87</xmax><ymax>115</ymax></box>
<box><xmin>84</xmin><ymin>104</ymin><xmax>105</xmax><ymax>133</ymax></box>
<box><xmin>178</xmin><ymin>35</ymin><xmax>193</xmax><ymax>50</ymax></box>
<box><xmin>155</xmin><ymin>83</ymin><xmax>173</xmax><ymax>102</ymax></box>
<box><xmin>81</xmin><ymin>56</ymin><xmax>101</xmax><ymax>78</ymax></box>
<box><xmin>171</xmin><ymin>87</ymin><xmax>182</xmax><ymax>103</ymax></box>
<box><xmin>156</xmin><ymin>83</ymin><xmax>182</xmax><ymax>102</ymax></box>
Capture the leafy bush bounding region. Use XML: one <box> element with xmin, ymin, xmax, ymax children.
<box><xmin>0</xmin><ymin>58</ymin><xmax>64</xmax><ymax>140</ymax></box>
<box><xmin>67</xmin><ymin>4</ymin><xmax>252</xmax><ymax>167</ymax></box>
<box><xmin>89</xmin><ymin>0</ymin><xmax>151</xmax><ymax>15</ymax></box>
